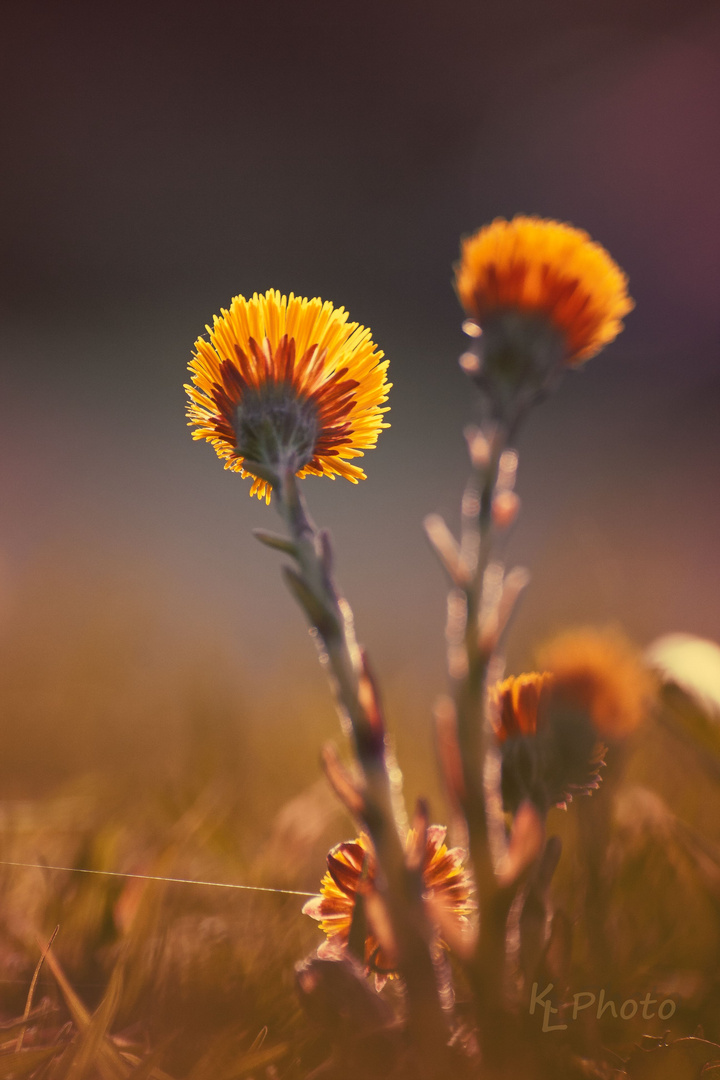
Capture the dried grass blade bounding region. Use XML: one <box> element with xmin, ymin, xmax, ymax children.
<box><xmin>0</xmin><ymin>1006</ymin><xmax>52</xmax><ymax>1041</ymax></box>
<box><xmin>62</xmin><ymin>962</ymin><xmax>126</xmax><ymax>1080</ymax></box>
<box><xmin>41</xmin><ymin>949</ymin><xmax>128</xmax><ymax>1080</ymax></box>
<box><xmin>0</xmin><ymin>1044</ymin><xmax>59</xmax><ymax>1078</ymax></box>
<box><xmin>39</xmin><ymin>947</ymin><xmax>91</xmax><ymax>1031</ymax></box>
<box><xmin>122</xmin><ymin>1045</ymin><xmax>177</xmax><ymax>1080</ymax></box>
<box><xmin>16</xmin><ymin>927</ymin><xmax>59</xmax><ymax>1053</ymax></box>
<box><xmin>223</xmin><ymin>1044</ymin><xmax>288</xmax><ymax>1078</ymax></box>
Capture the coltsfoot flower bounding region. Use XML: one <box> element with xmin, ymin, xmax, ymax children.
<box><xmin>303</xmin><ymin>827</ymin><xmax>474</xmax><ymax>986</ymax></box>
<box><xmin>491</xmin><ymin>633</ymin><xmax>653</xmax><ymax>815</ymax></box>
<box><xmin>538</xmin><ymin>625</ymin><xmax>655</xmax><ymax>741</ymax></box>
<box><xmin>490</xmin><ymin>671</ymin><xmax>605</xmax><ymax>814</ymax></box>
<box><xmin>456</xmin><ymin>216</ymin><xmax>633</xmax><ymax>364</ymax></box>
<box><xmin>186</xmin><ymin>289</ymin><xmax>391</xmax><ymax>502</ymax></box>
<box><xmin>455</xmin><ymin>217</ymin><xmax>633</xmax><ymax>415</ymax></box>
<box><xmin>491</xmin><ymin>671</ymin><xmax>555</xmax><ymax>743</ymax></box>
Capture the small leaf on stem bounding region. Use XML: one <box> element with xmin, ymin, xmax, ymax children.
<box><xmin>492</xmin><ymin>490</ymin><xmax>520</xmax><ymax>530</ymax></box>
<box><xmin>433</xmin><ymin>696</ymin><xmax>466</xmax><ymax>807</ymax></box>
<box><xmin>240</xmin><ymin>457</ymin><xmax>280</xmax><ymax>487</ymax></box>
<box><xmin>321</xmin><ymin>744</ymin><xmax>366</xmax><ymax>817</ymax></box>
<box><xmin>282</xmin><ymin>566</ymin><xmax>334</xmax><ymax>633</ymax></box>
<box><xmin>252</xmin><ymin>529</ymin><xmax>297</xmax><ymax>555</ymax></box>
<box><xmin>496</xmin><ymin>801</ymin><xmax>545</xmax><ymax>888</ymax></box>
<box><xmin>407</xmin><ymin>799</ymin><xmax>430</xmax><ymax>873</ymax></box>
<box><xmin>424</xmin><ymin>514</ymin><xmax>464</xmax><ymax>583</ymax></box>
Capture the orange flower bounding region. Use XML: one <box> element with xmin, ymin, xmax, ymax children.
<box><xmin>186</xmin><ymin>289</ymin><xmax>390</xmax><ymax>502</ymax></box>
<box><xmin>490</xmin><ymin>671</ymin><xmax>555</xmax><ymax>742</ymax></box>
<box><xmin>538</xmin><ymin>626</ymin><xmax>654</xmax><ymax>740</ymax></box>
<box><xmin>303</xmin><ymin>828</ymin><xmax>474</xmax><ymax>983</ymax></box>
<box><xmin>455</xmin><ymin>216</ymin><xmax>633</xmax><ymax>365</ymax></box>
<box><xmin>489</xmin><ymin>670</ymin><xmax>605</xmax><ymax>812</ymax></box>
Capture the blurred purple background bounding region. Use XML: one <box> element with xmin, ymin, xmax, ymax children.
<box><xmin>1</xmin><ymin>0</ymin><xmax>719</xmax><ymax>781</ymax></box>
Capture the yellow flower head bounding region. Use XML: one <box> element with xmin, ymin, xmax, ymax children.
<box><xmin>303</xmin><ymin>828</ymin><xmax>474</xmax><ymax>985</ymax></box>
<box><xmin>455</xmin><ymin>216</ymin><xmax>633</xmax><ymax>366</ymax></box>
<box><xmin>186</xmin><ymin>289</ymin><xmax>391</xmax><ymax>502</ymax></box>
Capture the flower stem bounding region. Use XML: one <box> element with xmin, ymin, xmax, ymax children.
<box><xmin>273</xmin><ymin>467</ymin><xmax>451</xmax><ymax>1072</ymax></box>
<box><xmin>446</xmin><ymin>415</ymin><xmax>529</xmax><ymax>1058</ymax></box>
<box><xmin>454</xmin><ymin>429</ymin><xmax>508</xmax><ymax>952</ymax></box>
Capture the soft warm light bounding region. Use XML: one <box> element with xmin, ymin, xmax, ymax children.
<box><xmin>647</xmin><ymin>633</ymin><xmax>720</xmax><ymax>717</ymax></box>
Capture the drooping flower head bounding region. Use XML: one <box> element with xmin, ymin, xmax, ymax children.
<box><xmin>491</xmin><ymin>671</ymin><xmax>555</xmax><ymax>743</ymax></box>
<box><xmin>303</xmin><ymin>827</ymin><xmax>474</xmax><ymax>986</ymax></box>
<box><xmin>454</xmin><ymin>217</ymin><xmax>633</xmax><ymax>417</ymax></box>
<box><xmin>491</xmin><ymin>631</ymin><xmax>653</xmax><ymax>815</ymax></box>
<box><xmin>490</xmin><ymin>670</ymin><xmax>605</xmax><ymax>814</ymax></box>
<box><xmin>186</xmin><ymin>290</ymin><xmax>391</xmax><ymax>502</ymax></box>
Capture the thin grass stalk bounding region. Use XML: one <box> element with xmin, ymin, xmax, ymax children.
<box><xmin>15</xmin><ymin>926</ymin><xmax>59</xmax><ymax>1053</ymax></box>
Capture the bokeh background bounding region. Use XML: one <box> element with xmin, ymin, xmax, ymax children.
<box><xmin>1</xmin><ymin>0</ymin><xmax>719</xmax><ymax>833</ymax></box>
<box><xmin>1</xmin><ymin>3</ymin><xmax>720</xmax><ymax>1073</ymax></box>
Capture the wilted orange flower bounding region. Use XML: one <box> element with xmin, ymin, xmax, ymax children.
<box><xmin>490</xmin><ymin>671</ymin><xmax>555</xmax><ymax>742</ymax></box>
<box><xmin>490</xmin><ymin>670</ymin><xmax>605</xmax><ymax>811</ymax></box>
<box><xmin>186</xmin><ymin>289</ymin><xmax>390</xmax><ymax>502</ymax></box>
<box><xmin>303</xmin><ymin>827</ymin><xmax>474</xmax><ymax>983</ymax></box>
<box><xmin>492</xmin><ymin>632</ymin><xmax>654</xmax><ymax>813</ymax></box>
<box><xmin>455</xmin><ymin>216</ymin><xmax>633</xmax><ymax>365</ymax></box>
<box><xmin>538</xmin><ymin>626</ymin><xmax>655</xmax><ymax>740</ymax></box>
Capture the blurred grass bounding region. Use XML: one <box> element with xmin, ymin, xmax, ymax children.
<box><xmin>2</xmin><ymin>551</ymin><xmax>720</xmax><ymax>1075</ymax></box>
<box><xmin>0</xmin><ymin>551</ymin><xmax>445</xmax><ymax>1076</ymax></box>
<box><xmin>547</xmin><ymin>691</ymin><xmax>720</xmax><ymax>1054</ymax></box>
